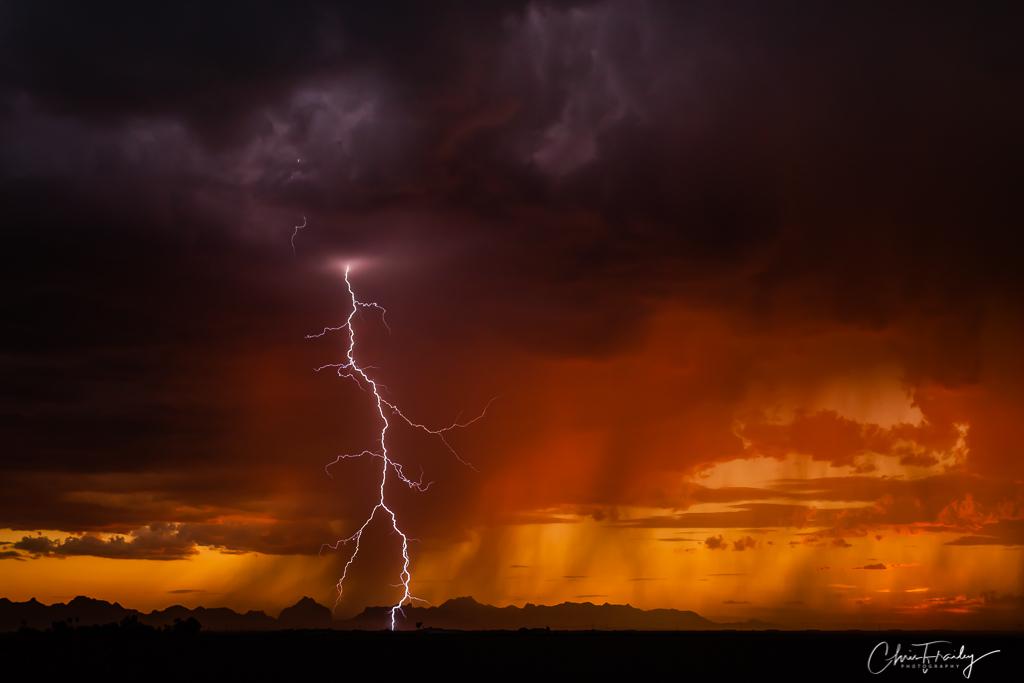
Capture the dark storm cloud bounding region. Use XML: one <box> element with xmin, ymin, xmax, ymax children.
<box><xmin>0</xmin><ymin>1</ymin><xmax>523</xmax><ymax>148</ymax></box>
<box><xmin>12</xmin><ymin>524</ymin><xmax>196</xmax><ymax>560</ymax></box>
<box><xmin>1</xmin><ymin>1</ymin><xmax>1022</xmax><ymax>558</ymax></box>
<box><xmin>2</xmin><ymin>1</ymin><xmax>1019</xmax><ymax>303</ymax></box>
<box><xmin>10</xmin><ymin>518</ymin><xmax>339</xmax><ymax>560</ymax></box>
<box><xmin>618</xmin><ymin>473</ymin><xmax>1024</xmax><ymax>540</ymax></box>
<box><xmin>945</xmin><ymin>520</ymin><xmax>1024</xmax><ymax>547</ymax></box>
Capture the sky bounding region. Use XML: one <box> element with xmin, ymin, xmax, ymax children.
<box><xmin>1</xmin><ymin>1</ymin><xmax>1022</xmax><ymax>629</ymax></box>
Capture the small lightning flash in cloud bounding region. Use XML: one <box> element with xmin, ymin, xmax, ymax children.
<box><xmin>291</xmin><ymin>215</ymin><xmax>307</xmax><ymax>256</ymax></box>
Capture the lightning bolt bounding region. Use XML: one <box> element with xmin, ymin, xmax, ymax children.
<box><xmin>313</xmin><ymin>264</ymin><xmax>490</xmax><ymax>630</ymax></box>
<box><xmin>291</xmin><ymin>215</ymin><xmax>307</xmax><ymax>256</ymax></box>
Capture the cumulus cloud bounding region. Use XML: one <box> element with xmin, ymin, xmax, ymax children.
<box><xmin>732</xmin><ymin>536</ymin><xmax>758</xmax><ymax>552</ymax></box>
<box><xmin>704</xmin><ymin>535</ymin><xmax>727</xmax><ymax>550</ymax></box>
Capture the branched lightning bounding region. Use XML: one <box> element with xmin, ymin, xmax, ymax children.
<box><xmin>312</xmin><ymin>264</ymin><xmax>490</xmax><ymax>630</ymax></box>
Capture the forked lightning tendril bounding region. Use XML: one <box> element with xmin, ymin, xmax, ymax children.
<box><xmin>313</xmin><ymin>265</ymin><xmax>490</xmax><ymax>630</ymax></box>
<box><xmin>291</xmin><ymin>215</ymin><xmax>307</xmax><ymax>256</ymax></box>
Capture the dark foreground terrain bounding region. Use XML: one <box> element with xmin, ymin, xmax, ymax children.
<box><xmin>2</xmin><ymin>624</ymin><xmax>1019</xmax><ymax>681</ymax></box>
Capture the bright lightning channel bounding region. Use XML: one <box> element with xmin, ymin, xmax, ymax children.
<box><xmin>313</xmin><ymin>264</ymin><xmax>490</xmax><ymax>630</ymax></box>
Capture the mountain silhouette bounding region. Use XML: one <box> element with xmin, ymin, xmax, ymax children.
<box><xmin>1</xmin><ymin>596</ymin><xmax>288</xmax><ymax>632</ymax></box>
<box><xmin>278</xmin><ymin>596</ymin><xmax>332</xmax><ymax>629</ymax></box>
<box><xmin>350</xmin><ymin>596</ymin><xmax>719</xmax><ymax>630</ymax></box>
<box><xmin>0</xmin><ymin>595</ymin><xmax>753</xmax><ymax>631</ymax></box>
<box><xmin>145</xmin><ymin>604</ymin><xmax>277</xmax><ymax>631</ymax></box>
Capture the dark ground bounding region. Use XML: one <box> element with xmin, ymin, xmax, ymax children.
<box><xmin>2</xmin><ymin>625</ymin><xmax>1020</xmax><ymax>681</ymax></box>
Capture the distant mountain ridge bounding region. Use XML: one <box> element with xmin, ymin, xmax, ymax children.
<box><xmin>0</xmin><ymin>595</ymin><xmax>292</xmax><ymax>632</ymax></box>
<box><xmin>351</xmin><ymin>596</ymin><xmax>718</xmax><ymax>630</ymax></box>
<box><xmin>0</xmin><ymin>595</ymin><xmax>760</xmax><ymax>632</ymax></box>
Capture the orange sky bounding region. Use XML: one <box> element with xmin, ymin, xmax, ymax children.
<box><xmin>4</xmin><ymin>298</ymin><xmax>1023</xmax><ymax>628</ymax></box>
